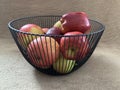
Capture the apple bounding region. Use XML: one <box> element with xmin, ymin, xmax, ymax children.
<box><xmin>46</xmin><ymin>27</ymin><xmax>62</xmax><ymax>35</ymax></box>
<box><xmin>53</xmin><ymin>55</ymin><xmax>75</xmax><ymax>74</ymax></box>
<box><xmin>84</xmin><ymin>28</ymin><xmax>91</xmax><ymax>34</ymax></box>
<box><xmin>60</xmin><ymin>12</ymin><xmax>91</xmax><ymax>34</ymax></box>
<box><xmin>42</xmin><ymin>28</ymin><xmax>49</xmax><ymax>34</ymax></box>
<box><xmin>60</xmin><ymin>31</ymin><xmax>89</xmax><ymax>60</ymax></box>
<box><xmin>53</xmin><ymin>20</ymin><xmax>63</xmax><ymax>30</ymax></box>
<box><xmin>27</xmin><ymin>37</ymin><xmax>60</xmax><ymax>68</ymax></box>
<box><xmin>46</xmin><ymin>27</ymin><xmax>62</xmax><ymax>43</ymax></box>
<box><xmin>17</xmin><ymin>24</ymin><xmax>44</xmax><ymax>48</ymax></box>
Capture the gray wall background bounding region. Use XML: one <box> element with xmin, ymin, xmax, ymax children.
<box><xmin>0</xmin><ymin>0</ymin><xmax>120</xmax><ymax>46</ymax></box>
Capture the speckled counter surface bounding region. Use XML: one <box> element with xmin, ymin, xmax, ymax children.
<box><xmin>1</xmin><ymin>36</ymin><xmax>120</xmax><ymax>90</ymax></box>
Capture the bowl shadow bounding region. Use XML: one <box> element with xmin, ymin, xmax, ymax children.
<box><xmin>33</xmin><ymin>51</ymin><xmax>118</xmax><ymax>90</ymax></box>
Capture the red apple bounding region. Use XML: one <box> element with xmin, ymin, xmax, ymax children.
<box><xmin>20</xmin><ymin>24</ymin><xmax>44</xmax><ymax>34</ymax></box>
<box><xmin>18</xmin><ymin>24</ymin><xmax>44</xmax><ymax>48</ymax></box>
<box><xmin>46</xmin><ymin>27</ymin><xmax>62</xmax><ymax>43</ymax></box>
<box><xmin>60</xmin><ymin>12</ymin><xmax>91</xmax><ymax>34</ymax></box>
<box><xmin>46</xmin><ymin>27</ymin><xmax>62</xmax><ymax>35</ymax></box>
<box><xmin>84</xmin><ymin>28</ymin><xmax>91</xmax><ymax>34</ymax></box>
<box><xmin>27</xmin><ymin>37</ymin><xmax>60</xmax><ymax>68</ymax></box>
<box><xmin>42</xmin><ymin>28</ymin><xmax>49</xmax><ymax>34</ymax></box>
<box><xmin>60</xmin><ymin>31</ymin><xmax>89</xmax><ymax>60</ymax></box>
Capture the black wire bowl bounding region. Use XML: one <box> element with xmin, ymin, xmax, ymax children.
<box><xmin>8</xmin><ymin>15</ymin><xmax>105</xmax><ymax>76</ymax></box>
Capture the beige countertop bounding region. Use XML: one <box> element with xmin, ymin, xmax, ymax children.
<box><xmin>0</xmin><ymin>35</ymin><xmax>120</xmax><ymax>90</ymax></box>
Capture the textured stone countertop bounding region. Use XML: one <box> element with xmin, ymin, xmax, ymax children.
<box><xmin>0</xmin><ymin>35</ymin><xmax>120</xmax><ymax>90</ymax></box>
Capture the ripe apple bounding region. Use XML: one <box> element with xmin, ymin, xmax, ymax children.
<box><xmin>53</xmin><ymin>55</ymin><xmax>75</xmax><ymax>74</ymax></box>
<box><xmin>60</xmin><ymin>31</ymin><xmax>89</xmax><ymax>60</ymax></box>
<box><xmin>46</xmin><ymin>27</ymin><xmax>62</xmax><ymax>35</ymax></box>
<box><xmin>60</xmin><ymin>12</ymin><xmax>91</xmax><ymax>34</ymax></box>
<box><xmin>53</xmin><ymin>20</ymin><xmax>63</xmax><ymax>30</ymax></box>
<box><xmin>27</xmin><ymin>37</ymin><xmax>60</xmax><ymax>68</ymax></box>
<box><xmin>18</xmin><ymin>24</ymin><xmax>44</xmax><ymax>48</ymax></box>
<box><xmin>46</xmin><ymin>27</ymin><xmax>62</xmax><ymax>43</ymax></box>
<box><xmin>84</xmin><ymin>28</ymin><xmax>91</xmax><ymax>34</ymax></box>
<box><xmin>42</xmin><ymin>28</ymin><xmax>49</xmax><ymax>34</ymax></box>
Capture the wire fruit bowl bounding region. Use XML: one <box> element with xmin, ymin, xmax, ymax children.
<box><xmin>8</xmin><ymin>15</ymin><xmax>105</xmax><ymax>76</ymax></box>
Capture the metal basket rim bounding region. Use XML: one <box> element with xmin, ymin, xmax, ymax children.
<box><xmin>8</xmin><ymin>15</ymin><xmax>105</xmax><ymax>37</ymax></box>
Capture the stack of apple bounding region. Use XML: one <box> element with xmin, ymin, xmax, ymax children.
<box><xmin>18</xmin><ymin>12</ymin><xmax>91</xmax><ymax>74</ymax></box>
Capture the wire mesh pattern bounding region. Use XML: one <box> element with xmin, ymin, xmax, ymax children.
<box><xmin>8</xmin><ymin>15</ymin><xmax>105</xmax><ymax>75</ymax></box>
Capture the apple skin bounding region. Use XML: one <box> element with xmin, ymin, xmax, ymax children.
<box><xmin>27</xmin><ymin>37</ymin><xmax>60</xmax><ymax>68</ymax></box>
<box><xmin>84</xmin><ymin>28</ymin><xmax>91</xmax><ymax>34</ymax></box>
<box><xmin>60</xmin><ymin>31</ymin><xmax>89</xmax><ymax>60</ymax></box>
<box><xmin>60</xmin><ymin>12</ymin><xmax>91</xmax><ymax>34</ymax></box>
<box><xmin>53</xmin><ymin>55</ymin><xmax>75</xmax><ymax>74</ymax></box>
<box><xmin>42</xmin><ymin>28</ymin><xmax>49</xmax><ymax>34</ymax></box>
<box><xmin>18</xmin><ymin>24</ymin><xmax>44</xmax><ymax>48</ymax></box>
<box><xmin>46</xmin><ymin>27</ymin><xmax>62</xmax><ymax>43</ymax></box>
<box><xmin>20</xmin><ymin>24</ymin><xmax>44</xmax><ymax>34</ymax></box>
<box><xmin>46</xmin><ymin>27</ymin><xmax>62</xmax><ymax>35</ymax></box>
<box><xmin>53</xmin><ymin>20</ymin><xmax>63</xmax><ymax>30</ymax></box>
